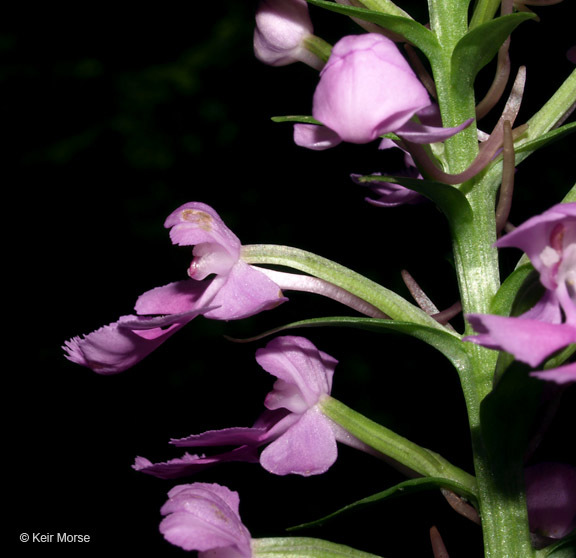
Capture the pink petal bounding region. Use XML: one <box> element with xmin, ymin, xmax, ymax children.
<box><xmin>293</xmin><ymin>123</ymin><xmax>342</xmax><ymax>150</ymax></box>
<box><xmin>170</xmin><ymin>416</ymin><xmax>283</xmax><ymax>447</ymax></box>
<box><xmin>204</xmin><ymin>261</ymin><xmax>287</xmax><ymax>320</ymax></box>
<box><xmin>465</xmin><ymin>314</ymin><xmax>576</xmax><ymax>367</ymax></box>
<box><xmin>396</xmin><ymin>117</ymin><xmax>474</xmax><ymax>144</ymax></box>
<box><xmin>134</xmin><ymin>279</ymin><xmax>213</xmax><ymax>315</ymax></box>
<box><xmin>495</xmin><ymin>202</ymin><xmax>576</xmax><ymax>292</ymax></box>
<box><xmin>159</xmin><ymin>483</ymin><xmax>252</xmax><ymax>556</ymax></box>
<box><xmin>63</xmin><ymin>310</ymin><xmax>205</xmax><ymax>374</ymax></box>
<box><xmin>313</xmin><ymin>34</ymin><xmax>430</xmax><ymax>144</ymax></box>
<box><xmin>531</xmin><ymin>362</ymin><xmax>576</xmax><ymax>385</ymax></box>
<box><xmin>254</xmin><ymin>0</ymin><xmax>313</xmax><ymax>66</ymax></box>
<box><xmin>134</xmin><ymin>446</ymin><xmax>260</xmax><ymax>479</ymax></box>
<box><xmin>259</xmin><ymin>407</ymin><xmax>338</xmax><ymax>476</ymax></box>
<box><xmin>256</xmin><ymin>336</ymin><xmax>337</xmax><ymax>408</ymax></box>
<box><xmin>164</xmin><ymin>201</ymin><xmax>241</xmax><ymax>260</ymax></box>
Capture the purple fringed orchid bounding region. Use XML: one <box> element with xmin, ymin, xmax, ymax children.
<box><xmin>465</xmin><ymin>203</ymin><xmax>576</xmax><ymax>383</ymax></box>
<box><xmin>160</xmin><ymin>483</ymin><xmax>253</xmax><ymax>556</ymax></box>
<box><xmin>135</xmin><ymin>336</ymin><xmax>362</xmax><ymax>477</ymax></box>
<box><xmin>294</xmin><ymin>34</ymin><xmax>472</xmax><ymax>150</ymax></box>
<box><xmin>63</xmin><ymin>202</ymin><xmax>286</xmax><ymax>374</ymax></box>
<box><xmin>254</xmin><ymin>0</ymin><xmax>322</xmax><ymax>69</ymax></box>
<box><xmin>525</xmin><ymin>462</ymin><xmax>576</xmax><ymax>539</ymax></box>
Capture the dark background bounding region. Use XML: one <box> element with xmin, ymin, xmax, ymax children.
<box><xmin>6</xmin><ymin>2</ymin><xmax>574</xmax><ymax>556</ymax></box>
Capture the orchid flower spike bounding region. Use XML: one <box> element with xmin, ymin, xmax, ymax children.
<box><xmin>254</xmin><ymin>0</ymin><xmax>324</xmax><ymax>69</ymax></box>
<box><xmin>160</xmin><ymin>483</ymin><xmax>253</xmax><ymax>556</ymax></box>
<box><xmin>294</xmin><ymin>34</ymin><xmax>472</xmax><ymax>150</ymax></box>
<box><xmin>63</xmin><ymin>202</ymin><xmax>286</xmax><ymax>374</ymax></box>
<box><xmin>135</xmin><ymin>336</ymin><xmax>368</xmax><ymax>478</ymax></box>
<box><xmin>465</xmin><ymin>203</ymin><xmax>576</xmax><ymax>384</ymax></box>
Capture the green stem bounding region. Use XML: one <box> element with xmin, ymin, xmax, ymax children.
<box><xmin>253</xmin><ymin>536</ymin><xmax>384</xmax><ymax>558</ymax></box>
<box><xmin>320</xmin><ymin>396</ymin><xmax>477</xmax><ymax>498</ymax></box>
<box><xmin>303</xmin><ymin>35</ymin><xmax>333</xmax><ymax>64</ymax></box>
<box><xmin>425</xmin><ymin>2</ymin><xmax>540</xmax><ymax>554</ymax></box>
<box><xmin>242</xmin><ymin>244</ymin><xmax>450</xmax><ymax>330</ymax></box>
<box><xmin>427</xmin><ymin>0</ymin><xmax>479</xmax><ymax>173</ymax></box>
<box><xmin>469</xmin><ymin>0</ymin><xmax>502</xmax><ymax>29</ymax></box>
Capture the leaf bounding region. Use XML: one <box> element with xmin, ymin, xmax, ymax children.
<box><xmin>353</xmin><ymin>174</ymin><xmax>473</xmax><ymax>223</ymax></box>
<box><xmin>515</xmin><ymin>121</ymin><xmax>576</xmax><ymax>155</ymax></box>
<box><xmin>541</xmin><ymin>531</ymin><xmax>576</xmax><ymax>558</ymax></box>
<box><xmin>489</xmin><ymin>263</ymin><xmax>537</xmax><ymax>317</ymax></box>
<box><xmin>252</xmin><ymin>537</ymin><xmax>384</xmax><ymax>558</ymax></box>
<box><xmin>451</xmin><ymin>12</ymin><xmax>535</xmax><ymax>91</ymax></box>
<box><xmin>480</xmin><ymin>364</ymin><xmax>544</xmax><ymax>493</ymax></box>
<box><xmin>305</xmin><ymin>0</ymin><xmax>439</xmax><ymax>58</ymax></box>
<box><xmin>231</xmin><ymin>316</ymin><xmax>469</xmax><ymax>373</ymax></box>
<box><xmin>271</xmin><ymin>115</ymin><xmax>322</xmax><ymax>125</ymax></box>
<box><xmin>288</xmin><ymin>477</ymin><xmax>478</xmax><ymax>532</ymax></box>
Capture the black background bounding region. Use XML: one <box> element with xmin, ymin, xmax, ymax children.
<box><xmin>6</xmin><ymin>2</ymin><xmax>574</xmax><ymax>556</ymax></box>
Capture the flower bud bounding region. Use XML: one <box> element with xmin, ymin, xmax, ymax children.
<box><xmin>312</xmin><ymin>33</ymin><xmax>431</xmax><ymax>144</ymax></box>
<box><xmin>254</xmin><ymin>0</ymin><xmax>321</xmax><ymax>68</ymax></box>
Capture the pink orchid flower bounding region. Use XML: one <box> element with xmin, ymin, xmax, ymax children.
<box><xmin>465</xmin><ymin>203</ymin><xmax>576</xmax><ymax>384</ymax></box>
<box><xmin>135</xmin><ymin>336</ymin><xmax>362</xmax><ymax>477</ymax></box>
<box><xmin>63</xmin><ymin>202</ymin><xmax>285</xmax><ymax>374</ymax></box>
<box><xmin>294</xmin><ymin>34</ymin><xmax>472</xmax><ymax>150</ymax></box>
<box><xmin>160</xmin><ymin>483</ymin><xmax>253</xmax><ymax>556</ymax></box>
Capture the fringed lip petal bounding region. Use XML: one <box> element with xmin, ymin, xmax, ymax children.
<box><xmin>63</xmin><ymin>308</ymin><xmax>208</xmax><ymax>374</ymax></box>
<box><xmin>133</xmin><ymin>446</ymin><xmax>261</xmax><ymax>480</ymax></box>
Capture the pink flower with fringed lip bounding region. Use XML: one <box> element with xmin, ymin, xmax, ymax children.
<box><xmin>135</xmin><ymin>336</ymin><xmax>366</xmax><ymax>478</ymax></box>
<box><xmin>294</xmin><ymin>34</ymin><xmax>472</xmax><ymax>150</ymax></box>
<box><xmin>63</xmin><ymin>202</ymin><xmax>286</xmax><ymax>374</ymax></box>
<box><xmin>465</xmin><ymin>203</ymin><xmax>576</xmax><ymax>384</ymax></box>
